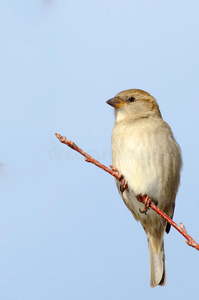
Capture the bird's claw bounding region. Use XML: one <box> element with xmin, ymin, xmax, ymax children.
<box><xmin>110</xmin><ymin>165</ymin><xmax>128</xmax><ymax>193</ymax></box>
<box><xmin>136</xmin><ymin>194</ymin><xmax>156</xmax><ymax>215</ymax></box>
<box><xmin>120</xmin><ymin>177</ymin><xmax>128</xmax><ymax>193</ymax></box>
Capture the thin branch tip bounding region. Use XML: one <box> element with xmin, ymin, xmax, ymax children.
<box><xmin>55</xmin><ymin>133</ymin><xmax>62</xmax><ymax>140</ymax></box>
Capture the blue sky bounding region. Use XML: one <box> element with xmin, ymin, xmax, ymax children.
<box><xmin>1</xmin><ymin>1</ymin><xmax>199</xmax><ymax>299</ymax></box>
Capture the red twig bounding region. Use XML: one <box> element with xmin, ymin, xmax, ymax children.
<box><xmin>54</xmin><ymin>133</ymin><xmax>127</xmax><ymax>187</ymax></box>
<box><xmin>55</xmin><ymin>133</ymin><xmax>199</xmax><ymax>251</ymax></box>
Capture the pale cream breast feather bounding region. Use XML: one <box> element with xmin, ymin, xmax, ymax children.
<box><xmin>112</xmin><ymin>117</ymin><xmax>181</xmax><ymax>212</ymax></box>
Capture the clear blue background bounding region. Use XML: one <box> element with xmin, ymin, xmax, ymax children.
<box><xmin>1</xmin><ymin>1</ymin><xmax>199</xmax><ymax>299</ymax></box>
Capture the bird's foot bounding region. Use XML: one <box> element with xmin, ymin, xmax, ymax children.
<box><xmin>136</xmin><ymin>194</ymin><xmax>157</xmax><ymax>215</ymax></box>
<box><xmin>109</xmin><ymin>165</ymin><xmax>128</xmax><ymax>193</ymax></box>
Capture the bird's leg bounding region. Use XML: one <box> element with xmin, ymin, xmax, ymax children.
<box><xmin>109</xmin><ymin>165</ymin><xmax>128</xmax><ymax>193</ymax></box>
<box><xmin>136</xmin><ymin>194</ymin><xmax>157</xmax><ymax>215</ymax></box>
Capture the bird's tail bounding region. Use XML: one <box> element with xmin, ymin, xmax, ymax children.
<box><xmin>147</xmin><ymin>234</ymin><xmax>166</xmax><ymax>288</ymax></box>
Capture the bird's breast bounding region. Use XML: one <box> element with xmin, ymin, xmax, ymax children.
<box><xmin>111</xmin><ymin>118</ymin><xmax>181</xmax><ymax>204</ymax></box>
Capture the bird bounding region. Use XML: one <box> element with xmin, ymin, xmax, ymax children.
<box><xmin>106</xmin><ymin>89</ymin><xmax>182</xmax><ymax>288</ymax></box>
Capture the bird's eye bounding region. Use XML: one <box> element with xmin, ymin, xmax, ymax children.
<box><xmin>129</xmin><ymin>97</ymin><xmax>135</xmax><ymax>102</ymax></box>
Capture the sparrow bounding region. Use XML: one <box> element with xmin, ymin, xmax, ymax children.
<box><xmin>106</xmin><ymin>89</ymin><xmax>182</xmax><ymax>287</ymax></box>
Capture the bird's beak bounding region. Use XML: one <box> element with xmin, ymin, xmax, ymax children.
<box><xmin>106</xmin><ymin>97</ymin><xmax>126</xmax><ymax>108</ymax></box>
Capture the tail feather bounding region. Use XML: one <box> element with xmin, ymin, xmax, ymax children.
<box><xmin>148</xmin><ymin>236</ymin><xmax>166</xmax><ymax>288</ymax></box>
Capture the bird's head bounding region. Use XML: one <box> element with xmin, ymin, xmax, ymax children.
<box><xmin>106</xmin><ymin>89</ymin><xmax>162</xmax><ymax>122</ymax></box>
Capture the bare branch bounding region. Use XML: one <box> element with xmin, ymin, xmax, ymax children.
<box><xmin>55</xmin><ymin>133</ymin><xmax>199</xmax><ymax>251</ymax></box>
<box><xmin>54</xmin><ymin>133</ymin><xmax>127</xmax><ymax>187</ymax></box>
